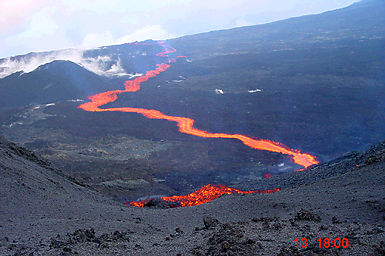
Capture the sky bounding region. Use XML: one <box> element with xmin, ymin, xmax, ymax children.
<box><xmin>0</xmin><ymin>0</ymin><xmax>359</xmax><ymax>58</ymax></box>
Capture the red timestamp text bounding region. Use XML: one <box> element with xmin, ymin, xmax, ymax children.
<box><xmin>294</xmin><ymin>237</ymin><xmax>349</xmax><ymax>249</ymax></box>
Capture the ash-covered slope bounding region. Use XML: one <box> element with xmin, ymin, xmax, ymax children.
<box><xmin>0</xmin><ymin>136</ymin><xmax>145</xmax><ymax>255</ymax></box>
<box><xmin>1</xmin><ymin>136</ymin><xmax>384</xmax><ymax>255</ymax></box>
<box><xmin>0</xmin><ymin>135</ymin><xmax>116</xmax><ymax>223</ymax></box>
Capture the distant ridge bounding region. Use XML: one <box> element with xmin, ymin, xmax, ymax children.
<box><xmin>170</xmin><ymin>0</ymin><xmax>385</xmax><ymax>59</ymax></box>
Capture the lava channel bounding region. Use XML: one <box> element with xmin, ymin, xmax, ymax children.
<box><xmin>78</xmin><ymin>41</ymin><xmax>319</xmax><ymax>207</ymax></box>
<box><xmin>126</xmin><ymin>184</ymin><xmax>280</xmax><ymax>208</ymax></box>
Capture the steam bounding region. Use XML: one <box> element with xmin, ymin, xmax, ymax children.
<box><xmin>215</xmin><ymin>89</ymin><xmax>224</xmax><ymax>94</ymax></box>
<box><xmin>248</xmin><ymin>89</ymin><xmax>262</xmax><ymax>93</ymax></box>
<box><xmin>0</xmin><ymin>48</ymin><xmax>141</xmax><ymax>79</ymax></box>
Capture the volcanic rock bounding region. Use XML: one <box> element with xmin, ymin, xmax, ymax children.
<box><xmin>193</xmin><ymin>222</ymin><xmax>257</xmax><ymax>256</ymax></box>
<box><xmin>143</xmin><ymin>198</ymin><xmax>181</xmax><ymax>208</ymax></box>
<box><xmin>203</xmin><ymin>216</ymin><xmax>220</xmax><ymax>229</ymax></box>
<box><xmin>294</xmin><ymin>209</ymin><xmax>322</xmax><ymax>222</ymax></box>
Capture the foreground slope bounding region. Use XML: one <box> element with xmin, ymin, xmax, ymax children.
<box><xmin>1</xmin><ymin>136</ymin><xmax>384</xmax><ymax>255</ymax></box>
<box><xmin>0</xmin><ymin>136</ymin><xmax>147</xmax><ymax>254</ymax></box>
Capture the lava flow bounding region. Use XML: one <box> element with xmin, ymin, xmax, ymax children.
<box><xmin>78</xmin><ymin>41</ymin><xmax>319</xmax><ymax>208</ymax></box>
<box><xmin>127</xmin><ymin>184</ymin><xmax>280</xmax><ymax>208</ymax></box>
<box><xmin>78</xmin><ymin>42</ymin><xmax>318</xmax><ymax>168</ymax></box>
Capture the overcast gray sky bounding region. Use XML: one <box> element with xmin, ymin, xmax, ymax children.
<box><xmin>0</xmin><ymin>0</ymin><xmax>359</xmax><ymax>58</ymax></box>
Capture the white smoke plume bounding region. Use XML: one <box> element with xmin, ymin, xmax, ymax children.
<box><xmin>0</xmin><ymin>48</ymin><xmax>141</xmax><ymax>79</ymax></box>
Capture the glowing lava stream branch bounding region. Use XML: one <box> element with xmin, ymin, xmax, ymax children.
<box><xmin>78</xmin><ymin>41</ymin><xmax>318</xmax><ymax>169</ymax></box>
<box><xmin>127</xmin><ymin>185</ymin><xmax>280</xmax><ymax>208</ymax></box>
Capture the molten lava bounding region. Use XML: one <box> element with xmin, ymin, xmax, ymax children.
<box><xmin>264</xmin><ymin>173</ymin><xmax>273</xmax><ymax>179</ymax></box>
<box><xmin>78</xmin><ymin>41</ymin><xmax>318</xmax><ymax>168</ymax></box>
<box><xmin>127</xmin><ymin>184</ymin><xmax>280</xmax><ymax>208</ymax></box>
<box><xmin>77</xmin><ymin>41</ymin><xmax>319</xmax><ymax>207</ymax></box>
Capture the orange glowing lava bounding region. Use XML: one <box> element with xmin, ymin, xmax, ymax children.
<box><xmin>78</xmin><ymin>41</ymin><xmax>318</xmax><ymax>168</ymax></box>
<box><xmin>264</xmin><ymin>173</ymin><xmax>273</xmax><ymax>179</ymax></box>
<box><xmin>127</xmin><ymin>184</ymin><xmax>280</xmax><ymax>208</ymax></box>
